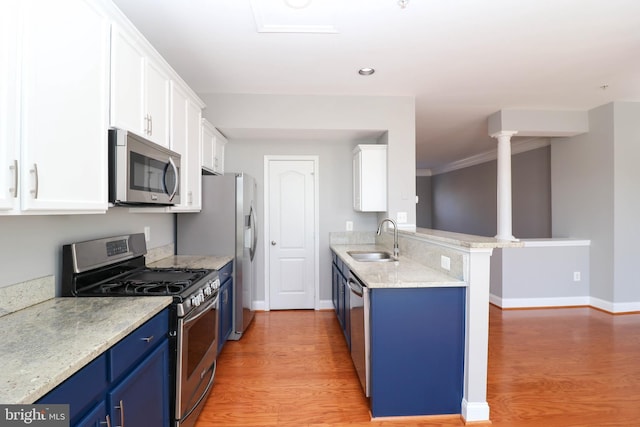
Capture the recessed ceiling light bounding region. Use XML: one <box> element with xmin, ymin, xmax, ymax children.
<box><xmin>358</xmin><ymin>68</ymin><xmax>375</xmax><ymax>76</ymax></box>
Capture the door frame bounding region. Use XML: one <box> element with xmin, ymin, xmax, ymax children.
<box><xmin>263</xmin><ymin>155</ymin><xmax>319</xmax><ymax>310</ymax></box>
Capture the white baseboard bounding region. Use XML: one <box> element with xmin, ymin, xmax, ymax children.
<box><xmin>490</xmin><ymin>294</ymin><xmax>640</xmax><ymax>314</ymax></box>
<box><xmin>317</xmin><ymin>299</ymin><xmax>334</xmax><ymax>310</ymax></box>
<box><xmin>590</xmin><ymin>297</ymin><xmax>640</xmax><ymax>314</ymax></box>
<box><xmin>461</xmin><ymin>399</ymin><xmax>490</xmax><ymax>422</ymax></box>
<box><xmin>251</xmin><ymin>300</ymin><xmax>335</xmax><ymax>311</ymax></box>
<box><xmin>252</xmin><ymin>300</ymin><xmax>266</xmax><ymax>311</ymax></box>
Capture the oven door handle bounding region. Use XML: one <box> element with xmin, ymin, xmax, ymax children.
<box><xmin>183</xmin><ymin>294</ymin><xmax>219</xmax><ymax>327</ymax></box>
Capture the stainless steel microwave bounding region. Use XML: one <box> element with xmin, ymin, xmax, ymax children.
<box><xmin>108</xmin><ymin>128</ymin><xmax>180</xmax><ymax>206</ymax></box>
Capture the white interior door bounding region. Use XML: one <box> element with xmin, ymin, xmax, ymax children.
<box><xmin>268</xmin><ymin>158</ymin><xmax>316</xmax><ymax>309</ymax></box>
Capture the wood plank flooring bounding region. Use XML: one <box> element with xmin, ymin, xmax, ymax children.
<box><xmin>195</xmin><ymin>305</ymin><xmax>640</xmax><ymax>427</ymax></box>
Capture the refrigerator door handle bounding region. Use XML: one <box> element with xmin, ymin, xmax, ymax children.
<box><xmin>249</xmin><ymin>204</ymin><xmax>257</xmax><ymax>261</ymax></box>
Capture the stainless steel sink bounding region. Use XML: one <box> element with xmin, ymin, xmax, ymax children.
<box><xmin>347</xmin><ymin>250</ymin><xmax>395</xmax><ymax>262</ymax></box>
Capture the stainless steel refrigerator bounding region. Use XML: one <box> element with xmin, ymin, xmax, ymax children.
<box><xmin>176</xmin><ymin>173</ymin><xmax>257</xmax><ymax>339</ymax></box>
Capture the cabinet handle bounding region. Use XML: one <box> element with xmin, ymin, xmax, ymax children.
<box><xmin>100</xmin><ymin>414</ymin><xmax>112</xmax><ymax>427</ymax></box>
<box><xmin>115</xmin><ymin>400</ymin><xmax>125</xmax><ymax>427</ymax></box>
<box><xmin>149</xmin><ymin>115</ymin><xmax>153</xmax><ymax>135</ymax></box>
<box><xmin>9</xmin><ymin>160</ymin><xmax>18</xmax><ymax>198</ymax></box>
<box><xmin>30</xmin><ymin>163</ymin><xmax>38</xmax><ymax>199</ymax></box>
<box><xmin>140</xmin><ymin>335</ymin><xmax>154</xmax><ymax>343</ymax></box>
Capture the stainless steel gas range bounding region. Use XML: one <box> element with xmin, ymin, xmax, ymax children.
<box><xmin>61</xmin><ymin>233</ymin><xmax>219</xmax><ymax>427</ymax></box>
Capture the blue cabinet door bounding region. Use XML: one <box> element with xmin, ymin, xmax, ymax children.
<box><xmin>369</xmin><ymin>287</ymin><xmax>465</xmax><ymax>418</ymax></box>
<box><xmin>74</xmin><ymin>401</ymin><xmax>107</xmax><ymax>427</ymax></box>
<box><xmin>107</xmin><ymin>339</ymin><xmax>170</xmax><ymax>427</ymax></box>
<box><xmin>218</xmin><ymin>276</ymin><xmax>233</xmax><ymax>355</ymax></box>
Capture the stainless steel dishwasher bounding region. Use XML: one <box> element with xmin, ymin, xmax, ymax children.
<box><xmin>347</xmin><ymin>271</ymin><xmax>370</xmax><ymax>397</ymax></box>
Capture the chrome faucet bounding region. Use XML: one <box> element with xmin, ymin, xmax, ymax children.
<box><xmin>377</xmin><ymin>218</ymin><xmax>399</xmax><ymax>259</ymax></box>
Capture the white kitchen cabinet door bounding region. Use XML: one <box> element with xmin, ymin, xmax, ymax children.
<box><xmin>0</xmin><ymin>0</ymin><xmax>20</xmax><ymax>212</ymax></box>
<box><xmin>185</xmin><ymin>98</ymin><xmax>203</xmax><ymax>210</ymax></box>
<box><xmin>110</xmin><ymin>25</ymin><xmax>170</xmax><ymax>147</ymax></box>
<box><xmin>201</xmin><ymin>119</ymin><xmax>215</xmax><ymax>173</ymax></box>
<box><xmin>17</xmin><ymin>0</ymin><xmax>110</xmax><ymax>213</ymax></box>
<box><xmin>201</xmin><ymin>119</ymin><xmax>227</xmax><ymax>175</ymax></box>
<box><xmin>144</xmin><ymin>58</ymin><xmax>171</xmax><ymax>147</ymax></box>
<box><xmin>110</xmin><ymin>25</ymin><xmax>145</xmax><ymax>136</ymax></box>
<box><xmin>169</xmin><ymin>82</ymin><xmax>202</xmax><ymax>212</ymax></box>
<box><xmin>353</xmin><ymin>144</ymin><xmax>387</xmax><ymax>212</ymax></box>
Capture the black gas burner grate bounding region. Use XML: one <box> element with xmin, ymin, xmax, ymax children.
<box><xmin>99</xmin><ymin>280</ymin><xmax>190</xmax><ymax>295</ymax></box>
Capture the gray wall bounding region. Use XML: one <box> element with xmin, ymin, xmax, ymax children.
<box><xmin>219</xmin><ymin>138</ymin><xmax>380</xmax><ymax>303</ymax></box>
<box><xmin>0</xmin><ymin>209</ymin><xmax>174</xmax><ymax>293</ymax></box>
<box><xmin>416</xmin><ymin>175</ymin><xmax>432</xmax><ymax>228</ymax></box>
<box><xmin>428</xmin><ymin>146</ymin><xmax>551</xmax><ymax>238</ymax></box>
<box><xmin>552</xmin><ymin>102</ymin><xmax>640</xmax><ymax>306</ymax></box>
<box><xmin>200</xmin><ymin>93</ymin><xmax>416</xmax><ymax>305</ymax></box>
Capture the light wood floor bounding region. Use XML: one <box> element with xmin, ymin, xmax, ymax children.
<box><xmin>195</xmin><ymin>305</ymin><xmax>640</xmax><ymax>427</ymax></box>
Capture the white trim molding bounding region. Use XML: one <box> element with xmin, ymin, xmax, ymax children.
<box><xmin>430</xmin><ymin>137</ymin><xmax>551</xmax><ymax>176</ymax></box>
<box><xmin>490</xmin><ymin>294</ymin><xmax>640</xmax><ymax>314</ymax></box>
<box><xmin>461</xmin><ymin>399</ymin><xmax>490</xmax><ymax>423</ymax></box>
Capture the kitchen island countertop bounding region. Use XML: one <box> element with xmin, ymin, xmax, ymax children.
<box><xmin>0</xmin><ymin>296</ymin><xmax>172</xmax><ymax>404</ymax></box>
<box><xmin>330</xmin><ymin>244</ymin><xmax>465</xmax><ymax>288</ymax></box>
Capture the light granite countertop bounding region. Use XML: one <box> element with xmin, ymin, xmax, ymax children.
<box><xmin>148</xmin><ymin>255</ymin><xmax>233</xmax><ymax>270</ymax></box>
<box><xmin>0</xmin><ymin>296</ymin><xmax>172</xmax><ymax>404</ymax></box>
<box><xmin>408</xmin><ymin>228</ymin><xmax>525</xmax><ymax>248</ymax></box>
<box><xmin>331</xmin><ymin>244</ymin><xmax>465</xmax><ymax>288</ymax></box>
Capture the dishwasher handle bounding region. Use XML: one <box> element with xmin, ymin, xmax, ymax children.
<box><xmin>347</xmin><ymin>277</ymin><xmax>364</xmax><ymax>297</ymax></box>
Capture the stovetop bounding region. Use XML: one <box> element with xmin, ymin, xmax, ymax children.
<box><xmin>61</xmin><ymin>234</ymin><xmax>221</xmax><ymax>316</ymax></box>
<box><xmin>88</xmin><ymin>268</ymin><xmax>213</xmax><ymax>296</ymax></box>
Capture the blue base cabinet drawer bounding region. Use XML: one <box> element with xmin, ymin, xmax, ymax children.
<box><xmin>109</xmin><ymin>309</ymin><xmax>169</xmax><ymax>382</ymax></box>
<box><xmin>37</xmin><ymin>354</ymin><xmax>108</xmax><ymax>423</ymax></box>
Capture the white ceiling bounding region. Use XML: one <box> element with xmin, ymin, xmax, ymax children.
<box><xmin>112</xmin><ymin>0</ymin><xmax>640</xmax><ymax>170</ymax></box>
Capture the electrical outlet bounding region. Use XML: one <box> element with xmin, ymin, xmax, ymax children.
<box><xmin>144</xmin><ymin>226</ymin><xmax>151</xmax><ymax>243</ymax></box>
<box><xmin>441</xmin><ymin>255</ymin><xmax>451</xmax><ymax>271</ymax></box>
<box><xmin>346</xmin><ymin>221</ymin><xmax>353</xmax><ymax>231</ymax></box>
<box><xmin>573</xmin><ymin>271</ymin><xmax>581</xmax><ymax>282</ymax></box>
<box><xmin>397</xmin><ymin>212</ymin><xmax>407</xmax><ymax>223</ymax></box>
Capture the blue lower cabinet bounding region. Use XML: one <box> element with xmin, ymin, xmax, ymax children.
<box><xmin>369</xmin><ymin>287</ymin><xmax>466</xmax><ymax>418</ymax></box>
<box><xmin>74</xmin><ymin>401</ymin><xmax>107</xmax><ymax>427</ymax></box>
<box><xmin>108</xmin><ymin>341</ymin><xmax>170</xmax><ymax>427</ymax></box>
<box><xmin>218</xmin><ymin>261</ymin><xmax>233</xmax><ymax>355</ymax></box>
<box><xmin>37</xmin><ymin>354</ymin><xmax>108</xmax><ymax>424</ymax></box>
<box><xmin>331</xmin><ymin>252</ymin><xmax>350</xmax><ymax>347</ymax></box>
<box><xmin>218</xmin><ymin>276</ymin><xmax>233</xmax><ymax>355</ymax></box>
<box><xmin>37</xmin><ymin>309</ymin><xmax>170</xmax><ymax>427</ymax></box>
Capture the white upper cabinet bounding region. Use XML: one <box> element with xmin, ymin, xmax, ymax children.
<box><xmin>169</xmin><ymin>82</ymin><xmax>203</xmax><ymax>212</ymax></box>
<box><xmin>353</xmin><ymin>144</ymin><xmax>387</xmax><ymax>212</ymax></box>
<box><xmin>0</xmin><ymin>0</ymin><xmax>20</xmax><ymax>212</ymax></box>
<box><xmin>110</xmin><ymin>24</ymin><xmax>170</xmax><ymax>147</ymax></box>
<box><xmin>1</xmin><ymin>0</ymin><xmax>110</xmax><ymax>215</ymax></box>
<box><xmin>201</xmin><ymin>120</ymin><xmax>227</xmax><ymax>175</ymax></box>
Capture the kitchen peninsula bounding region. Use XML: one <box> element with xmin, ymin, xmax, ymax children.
<box><xmin>330</xmin><ymin>228</ymin><xmax>522</xmax><ymax>423</ymax></box>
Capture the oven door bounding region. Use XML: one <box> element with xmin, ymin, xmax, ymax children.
<box><xmin>176</xmin><ymin>293</ymin><xmax>219</xmax><ymax>427</ymax></box>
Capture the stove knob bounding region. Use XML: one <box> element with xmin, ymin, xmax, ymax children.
<box><xmin>191</xmin><ymin>296</ymin><xmax>200</xmax><ymax>307</ymax></box>
<box><xmin>204</xmin><ymin>285</ymin><xmax>212</xmax><ymax>296</ymax></box>
<box><xmin>211</xmin><ymin>279</ymin><xmax>220</xmax><ymax>291</ymax></box>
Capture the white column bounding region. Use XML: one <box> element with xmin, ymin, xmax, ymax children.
<box><xmin>491</xmin><ymin>131</ymin><xmax>517</xmax><ymax>241</ymax></box>
<box><xmin>461</xmin><ymin>248</ymin><xmax>493</xmax><ymax>422</ymax></box>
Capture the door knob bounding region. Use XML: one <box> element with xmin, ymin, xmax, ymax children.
<box><xmin>271</xmin><ymin>241</ymin><xmax>277</xmax><ymax>246</ymax></box>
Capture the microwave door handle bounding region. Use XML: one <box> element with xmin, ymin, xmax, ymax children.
<box><xmin>167</xmin><ymin>157</ymin><xmax>179</xmax><ymax>201</ymax></box>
